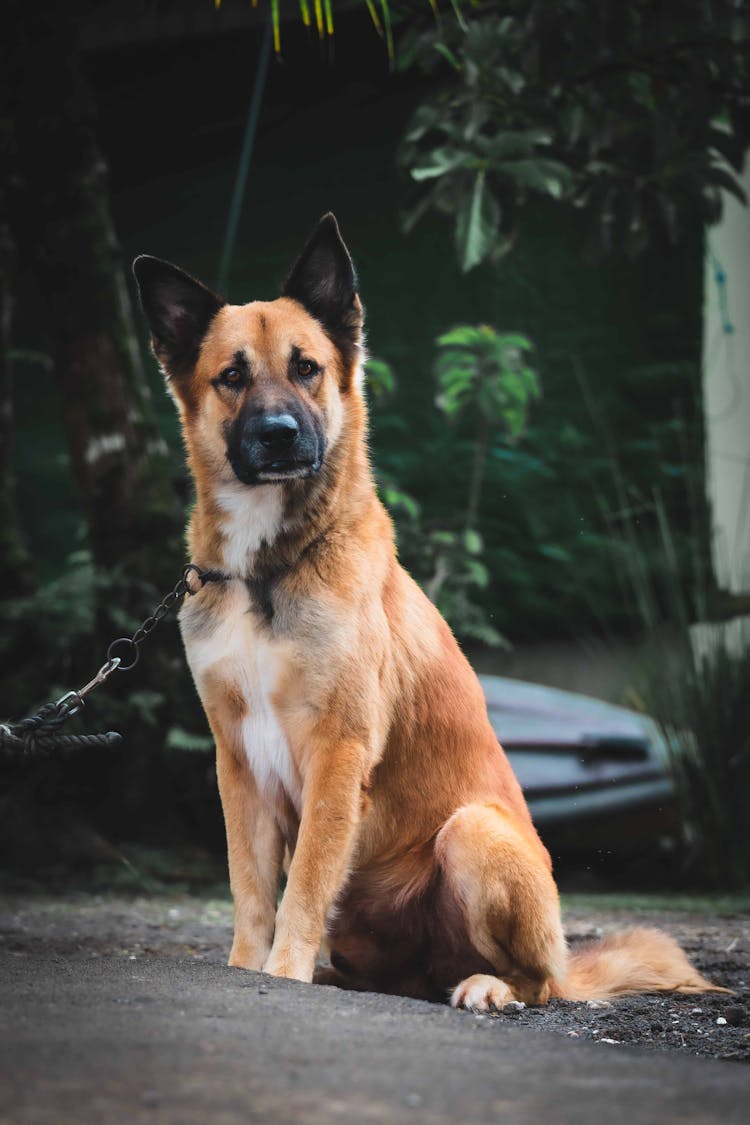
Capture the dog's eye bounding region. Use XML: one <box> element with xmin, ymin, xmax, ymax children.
<box><xmin>219</xmin><ymin>367</ymin><xmax>243</xmax><ymax>387</ymax></box>
<box><xmin>297</xmin><ymin>358</ymin><xmax>318</xmax><ymax>379</ymax></box>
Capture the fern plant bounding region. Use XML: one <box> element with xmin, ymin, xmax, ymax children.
<box><xmin>434</xmin><ymin>324</ymin><xmax>539</xmax><ymax>531</ymax></box>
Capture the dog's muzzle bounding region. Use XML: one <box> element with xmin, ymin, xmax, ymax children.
<box><xmin>227</xmin><ymin>409</ymin><xmax>324</xmax><ymax>485</ymax></box>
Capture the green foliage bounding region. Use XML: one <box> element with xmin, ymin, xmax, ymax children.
<box><xmin>393</xmin><ymin>515</ymin><xmax>509</xmax><ymax>647</ymax></box>
<box><xmin>425</xmin><ymin>528</ymin><xmax>508</xmax><ymax>648</ymax></box>
<box><xmin>434</xmin><ymin>324</ymin><xmax>539</xmax><ymax>439</ymax></box>
<box><xmin>372</xmin><ymin>325</ymin><xmax>539</xmax><ymax>648</ymax></box>
<box><xmin>653</xmin><ymin>626</ymin><xmax>750</xmax><ymax>890</ymax></box>
<box><xmin>0</xmin><ymin>550</ymin><xmax>95</xmax><ymax>663</ymax></box>
<box><xmin>399</xmin><ymin>1</ymin><xmax>749</xmax><ymax>267</ymax></box>
<box><xmin>378</xmin><ymin>473</ymin><xmax>421</xmax><ymax>523</ymax></box>
<box><xmin>363</xmin><ymin>355</ymin><xmax>397</xmax><ymax>402</ymax></box>
<box><xmin>0</xmin><ymin>543</ymin><xmax>211</xmax><ymax>757</ymax></box>
<box><xmin>166</xmin><ymin>726</ymin><xmax>215</xmax><ymax>753</ymax></box>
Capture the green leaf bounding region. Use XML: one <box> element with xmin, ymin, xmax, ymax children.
<box><xmin>448</xmin><ymin>0</ymin><xmax>467</xmax><ymax>32</ymax></box>
<box><xmin>402</xmin><ymin>103</ymin><xmax>441</xmax><ymax>144</ymax></box>
<box><xmin>431</xmin><ymin>530</ymin><xmax>457</xmax><ymax>547</ymax></box>
<box><xmin>454</xmin><ymin>171</ymin><xmax>500</xmax><ymax>272</ymax></box>
<box><xmin>464</xmin><ymin>528</ymin><xmax>483</xmax><ymax>554</ymax></box>
<box><xmin>495</xmin><ymin>332</ymin><xmax>533</xmax><ymax>352</ymax></box>
<box><xmin>464</xmin><ymin>558</ymin><xmax>490</xmax><ymax>588</ymax></box>
<box><xmin>492</xmin><ymin>447</ymin><xmax>555</xmax><ymax>477</ymax></box>
<box><xmin>364</xmin><ymin>356</ymin><xmax>396</xmax><ymax>400</ymax></box>
<box><xmin>501</xmin><ymin>158</ymin><xmax>573</xmax><ymax>199</ymax></box>
<box><xmin>705</xmin><ymin>164</ymin><xmax>748</xmax><ymax>205</ymax></box>
<box><xmin>379</xmin><ymin>0</ymin><xmax>394</xmax><ymax>64</ymax></box>
<box><xmin>437</xmin><ymin>325</ymin><xmax>486</xmax><ymax>348</ymax></box>
<box><xmin>539</xmin><ymin>544</ymin><xmax>573</xmax><ymax>564</ymax></box>
<box><xmin>382</xmin><ymin>486</ymin><xmax>420</xmax><ymax>520</ymax></box>
<box><xmin>411</xmin><ymin>146</ymin><xmax>468</xmax><ymax>181</ymax></box>
<box><xmin>297</xmin><ymin>0</ymin><xmax>311</xmax><ymax>28</ymax></box>
<box><xmin>362</xmin><ymin>0</ymin><xmax>382</xmax><ymax>38</ymax></box>
<box><xmin>402</xmin><ymin>192</ymin><xmax>436</xmax><ymax>235</ymax></box>
<box><xmin>166</xmin><ymin>726</ymin><xmax>214</xmax><ymax>752</ymax></box>
<box><xmin>433</xmin><ymin>42</ymin><xmax>461</xmax><ymax>71</ymax></box>
<box><xmin>482</xmin><ymin>129</ymin><xmax>552</xmax><ymax>160</ymax></box>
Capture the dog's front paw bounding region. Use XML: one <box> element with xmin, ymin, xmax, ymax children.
<box><xmin>450</xmin><ymin>974</ymin><xmax>524</xmax><ymax>1013</ymax></box>
<box><xmin>228</xmin><ymin>937</ymin><xmax>271</xmax><ymax>971</ymax></box>
<box><xmin>263</xmin><ymin>945</ymin><xmax>315</xmax><ymax>983</ymax></box>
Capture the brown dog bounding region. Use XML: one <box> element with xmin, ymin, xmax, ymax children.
<box><xmin>133</xmin><ymin>215</ymin><xmax>723</xmax><ymax>1009</ymax></box>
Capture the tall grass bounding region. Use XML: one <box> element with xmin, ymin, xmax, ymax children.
<box><xmin>574</xmin><ymin>356</ymin><xmax>750</xmax><ymax>888</ymax></box>
<box><xmin>608</xmin><ymin>489</ymin><xmax>750</xmax><ymax>889</ymax></box>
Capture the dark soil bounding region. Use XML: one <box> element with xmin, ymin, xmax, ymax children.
<box><xmin>504</xmin><ymin>904</ymin><xmax>750</xmax><ymax>1063</ymax></box>
<box><xmin>1</xmin><ymin>891</ymin><xmax>748</xmax><ymax>1064</ymax></box>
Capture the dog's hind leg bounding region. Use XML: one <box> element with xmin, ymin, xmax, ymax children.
<box><xmin>435</xmin><ymin>803</ymin><xmax>567</xmax><ymax>1011</ymax></box>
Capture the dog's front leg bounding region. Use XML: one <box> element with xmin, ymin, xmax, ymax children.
<box><xmin>263</xmin><ymin>739</ymin><xmax>366</xmax><ymax>982</ymax></box>
<box><xmin>215</xmin><ymin>733</ymin><xmax>284</xmax><ymax>970</ymax></box>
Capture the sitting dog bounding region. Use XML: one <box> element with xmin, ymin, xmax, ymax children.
<box><xmin>133</xmin><ymin>215</ymin><xmax>723</xmax><ymax>1009</ymax></box>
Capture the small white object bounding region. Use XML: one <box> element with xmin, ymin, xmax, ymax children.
<box><xmin>600</xmin><ymin>1038</ymin><xmax>619</xmax><ymax>1045</ymax></box>
<box><xmin>586</xmin><ymin>1000</ymin><xmax>613</xmax><ymax>1009</ymax></box>
<box><xmin>504</xmin><ymin>1001</ymin><xmax>526</xmax><ymax>1012</ymax></box>
<box><xmin>716</xmin><ymin>1016</ymin><xmax>728</xmax><ymax>1026</ymax></box>
<box><xmin>85</xmin><ymin>432</ymin><xmax>127</xmax><ymax>465</ymax></box>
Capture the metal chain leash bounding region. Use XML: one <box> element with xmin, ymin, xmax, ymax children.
<box><xmin>0</xmin><ymin>564</ymin><xmax>226</xmax><ymax>758</ymax></box>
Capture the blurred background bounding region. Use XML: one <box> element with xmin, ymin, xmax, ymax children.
<box><xmin>1</xmin><ymin>0</ymin><xmax>748</xmax><ymax>894</ymax></box>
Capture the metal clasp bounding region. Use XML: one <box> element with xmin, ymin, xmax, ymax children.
<box><xmin>54</xmin><ymin>657</ymin><xmax>122</xmax><ymax>717</ymax></box>
<box><xmin>78</xmin><ymin>656</ymin><xmax>122</xmax><ymax>700</ymax></box>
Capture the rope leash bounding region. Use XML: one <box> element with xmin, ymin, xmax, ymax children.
<box><xmin>0</xmin><ymin>564</ymin><xmax>226</xmax><ymax>757</ymax></box>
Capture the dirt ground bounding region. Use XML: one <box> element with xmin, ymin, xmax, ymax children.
<box><xmin>1</xmin><ymin>891</ymin><xmax>748</xmax><ymax>1064</ymax></box>
<box><xmin>508</xmin><ymin>899</ymin><xmax>750</xmax><ymax>1063</ymax></box>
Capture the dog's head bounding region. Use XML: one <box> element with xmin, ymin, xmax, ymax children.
<box><xmin>133</xmin><ymin>214</ymin><xmax>363</xmax><ymax>487</ymax></box>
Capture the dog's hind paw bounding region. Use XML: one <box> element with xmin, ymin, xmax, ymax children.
<box><xmin>450</xmin><ymin>974</ymin><xmax>525</xmax><ymax>1013</ymax></box>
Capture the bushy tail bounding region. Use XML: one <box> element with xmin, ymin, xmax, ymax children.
<box><xmin>551</xmin><ymin>927</ymin><xmax>730</xmax><ymax>1002</ymax></box>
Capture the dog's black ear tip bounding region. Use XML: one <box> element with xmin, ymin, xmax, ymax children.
<box><xmin>316</xmin><ymin>212</ymin><xmax>345</xmax><ymax>241</ymax></box>
<box><xmin>132</xmin><ymin>254</ymin><xmax>166</xmax><ymax>287</ymax></box>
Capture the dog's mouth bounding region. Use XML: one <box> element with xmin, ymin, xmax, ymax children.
<box><xmin>255</xmin><ymin>458</ymin><xmax>321</xmax><ymax>483</ymax></box>
<box><xmin>227</xmin><ymin>455</ymin><xmax>322</xmax><ymax>486</ymax></box>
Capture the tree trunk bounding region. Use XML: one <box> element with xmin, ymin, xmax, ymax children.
<box><xmin>6</xmin><ymin>4</ymin><xmax>182</xmax><ymax>596</ymax></box>
<box><xmin>0</xmin><ymin>209</ymin><xmax>33</xmax><ymax>598</ymax></box>
<box><xmin>0</xmin><ymin>5</ymin><xmax>208</xmax><ymax>851</ymax></box>
<box><xmin>2</xmin><ymin>4</ymin><xmax>200</xmax><ymax>734</ymax></box>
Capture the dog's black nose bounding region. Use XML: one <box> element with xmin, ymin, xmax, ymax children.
<box><xmin>258</xmin><ymin>414</ymin><xmax>299</xmax><ymax>452</ymax></box>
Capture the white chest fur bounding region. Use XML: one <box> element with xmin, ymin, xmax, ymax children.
<box><xmin>214</xmin><ymin>483</ymin><xmax>284</xmax><ymax>576</ymax></box>
<box><xmin>182</xmin><ymin>580</ymin><xmax>300</xmax><ymax>810</ymax></box>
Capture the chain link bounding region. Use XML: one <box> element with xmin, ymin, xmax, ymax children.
<box><xmin>0</xmin><ymin>563</ymin><xmax>226</xmax><ymax>756</ymax></box>
<box><xmin>105</xmin><ymin>565</ymin><xmax>223</xmax><ymax>673</ymax></box>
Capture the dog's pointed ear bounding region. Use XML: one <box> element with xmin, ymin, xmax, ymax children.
<box><xmin>132</xmin><ymin>256</ymin><xmax>225</xmax><ymax>376</ymax></box>
<box><xmin>281</xmin><ymin>214</ymin><xmax>363</xmax><ymax>351</ymax></box>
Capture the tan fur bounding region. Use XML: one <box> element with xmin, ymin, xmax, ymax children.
<box><xmin>554</xmin><ymin>928</ymin><xmax>729</xmax><ymax>1001</ymax></box>
<box><xmin>144</xmin><ymin>225</ymin><xmax>728</xmax><ymax>1010</ymax></box>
